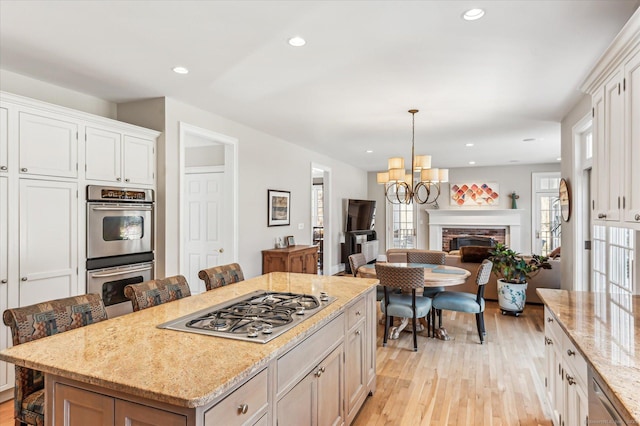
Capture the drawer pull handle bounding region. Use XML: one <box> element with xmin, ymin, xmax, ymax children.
<box><xmin>1</xmin><ymin>279</ymin><xmax>7</xmax><ymax>284</ymax></box>
<box><xmin>355</xmin><ymin>311</ymin><xmax>362</xmax><ymax>316</ymax></box>
<box><xmin>635</xmin><ymin>214</ymin><xmax>640</xmax><ymax>221</ymax></box>
<box><xmin>566</xmin><ymin>374</ymin><xmax>576</xmax><ymax>386</ymax></box>
<box><xmin>567</xmin><ymin>349</ymin><xmax>575</xmax><ymax>356</ymax></box>
<box><xmin>545</xmin><ymin>337</ymin><xmax>553</xmax><ymax>345</ymax></box>
<box><xmin>20</xmin><ymin>167</ymin><xmax>28</xmax><ymax>173</ymax></box>
<box><xmin>125</xmin><ymin>178</ymin><xmax>130</xmax><ymax>182</ymax></box>
<box><xmin>0</xmin><ymin>165</ymin><xmax>7</xmax><ymax>171</ymax></box>
<box><xmin>547</xmin><ymin>317</ymin><xmax>553</xmax><ymax>322</ymax></box>
<box><xmin>238</xmin><ymin>404</ymin><xmax>249</xmax><ymax>415</ymax></box>
<box><xmin>116</xmin><ymin>177</ymin><xmax>122</xmax><ymax>182</ymax></box>
<box><xmin>21</xmin><ymin>277</ymin><xmax>28</xmax><ymax>282</ymax></box>
<box><xmin>315</xmin><ymin>366</ymin><xmax>326</xmax><ymax>377</ymax></box>
<box><xmin>597</xmin><ymin>213</ymin><xmax>606</xmax><ymax>219</ymax></box>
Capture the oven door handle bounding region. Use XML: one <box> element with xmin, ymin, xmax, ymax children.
<box><xmin>90</xmin><ymin>266</ymin><xmax>153</xmax><ymax>278</ymax></box>
<box><xmin>91</xmin><ymin>206</ymin><xmax>153</xmax><ymax>211</ymax></box>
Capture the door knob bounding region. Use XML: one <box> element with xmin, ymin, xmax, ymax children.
<box><xmin>218</xmin><ymin>248</ymin><xmax>224</xmax><ymax>253</ymax></box>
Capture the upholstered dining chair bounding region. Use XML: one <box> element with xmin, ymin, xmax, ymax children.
<box><xmin>406</xmin><ymin>250</ymin><xmax>447</xmax><ymax>297</ymax></box>
<box><xmin>2</xmin><ymin>294</ymin><xmax>108</xmax><ymax>426</ymax></box>
<box><xmin>124</xmin><ymin>275</ymin><xmax>191</xmax><ymax>312</ymax></box>
<box><xmin>198</xmin><ymin>263</ymin><xmax>245</xmax><ymax>291</ymax></box>
<box><xmin>431</xmin><ymin>259</ymin><xmax>493</xmax><ymax>344</ymax></box>
<box><xmin>375</xmin><ymin>263</ymin><xmax>432</xmax><ymax>352</ymax></box>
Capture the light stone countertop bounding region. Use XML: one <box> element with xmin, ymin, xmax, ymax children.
<box><xmin>536</xmin><ymin>288</ymin><xmax>640</xmax><ymax>423</ymax></box>
<box><xmin>0</xmin><ymin>273</ymin><xmax>378</xmax><ymax>408</ymax></box>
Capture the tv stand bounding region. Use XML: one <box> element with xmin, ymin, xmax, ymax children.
<box><xmin>342</xmin><ymin>230</ymin><xmax>378</xmax><ymax>274</ymax></box>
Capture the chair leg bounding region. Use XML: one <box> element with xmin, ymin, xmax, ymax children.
<box><xmin>383</xmin><ymin>312</ymin><xmax>390</xmax><ymax>347</ymax></box>
<box><xmin>475</xmin><ymin>313</ymin><xmax>484</xmax><ymax>344</ymax></box>
<box><xmin>438</xmin><ymin>309</ymin><xmax>442</xmax><ymax>329</ymax></box>
<box><xmin>480</xmin><ymin>311</ymin><xmax>486</xmax><ymax>335</ymax></box>
<box><xmin>412</xmin><ymin>315</ymin><xmax>418</xmax><ymax>352</ymax></box>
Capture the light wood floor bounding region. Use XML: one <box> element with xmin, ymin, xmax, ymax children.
<box><xmin>0</xmin><ymin>301</ymin><xmax>552</xmax><ymax>426</ymax></box>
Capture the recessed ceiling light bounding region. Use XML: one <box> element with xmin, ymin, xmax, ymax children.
<box><xmin>462</xmin><ymin>8</ymin><xmax>485</xmax><ymax>21</ymax></box>
<box><xmin>465</xmin><ymin>143</ymin><xmax>474</xmax><ymax>147</ymax></box>
<box><xmin>522</xmin><ymin>138</ymin><xmax>536</xmax><ymax>142</ymax></box>
<box><xmin>172</xmin><ymin>66</ymin><xmax>189</xmax><ymax>74</ymax></box>
<box><xmin>366</xmin><ymin>150</ymin><xmax>373</xmax><ymax>153</ymax></box>
<box><xmin>469</xmin><ymin>161</ymin><xmax>476</xmax><ymax>165</ymax></box>
<box><xmin>288</xmin><ymin>36</ymin><xmax>306</xmax><ymax>47</ymax></box>
<box><xmin>557</xmin><ymin>157</ymin><xmax>562</xmax><ymax>161</ymax></box>
<box><xmin>509</xmin><ymin>160</ymin><xmax>520</xmax><ymax>163</ymax></box>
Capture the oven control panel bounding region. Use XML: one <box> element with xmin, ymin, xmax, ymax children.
<box><xmin>87</xmin><ymin>185</ymin><xmax>154</xmax><ymax>202</ymax></box>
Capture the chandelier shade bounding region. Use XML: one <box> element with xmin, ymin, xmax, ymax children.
<box><xmin>377</xmin><ymin>109</ymin><xmax>448</xmax><ymax>205</ymax></box>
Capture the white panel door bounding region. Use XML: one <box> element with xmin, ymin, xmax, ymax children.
<box><xmin>85</xmin><ymin>126</ymin><xmax>122</xmax><ymax>182</ymax></box>
<box><xmin>184</xmin><ymin>172</ymin><xmax>225</xmax><ymax>293</ymax></box>
<box><xmin>18</xmin><ymin>111</ymin><xmax>78</xmax><ymax>178</ymax></box>
<box><xmin>0</xmin><ymin>107</ymin><xmax>8</xmax><ymax>173</ymax></box>
<box><xmin>19</xmin><ymin>179</ymin><xmax>78</xmax><ymax>305</ymax></box>
<box><xmin>123</xmin><ymin>135</ymin><xmax>155</xmax><ymax>185</ymax></box>
<box><xmin>0</xmin><ymin>176</ymin><xmax>13</xmax><ymax>395</ymax></box>
<box><xmin>624</xmin><ymin>50</ymin><xmax>640</xmax><ymax>224</ymax></box>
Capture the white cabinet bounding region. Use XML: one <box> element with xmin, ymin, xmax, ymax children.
<box><xmin>0</xmin><ymin>176</ymin><xmax>13</xmax><ymax>397</ymax></box>
<box><xmin>204</xmin><ymin>368</ymin><xmax>268</xmax><ymax>426</ymax></box>
<box><xmin>623</xmin><ymin>49</ymin><xmax>640</xmax><ymax>224</ymax></box>
<box><xmin>345</xmin><ymin>296</ymin><xmax>367</xmax><ymax>423</ymax></box>
<box><xmin>277</xmin><ymin>345</ymin><xmax>344</xmax><ymax>426</ymax></box>
<box><xmin>601</xmin><ymin>70</ymin><xmax>624</xmax><ymax>221</ymax></box>
<box><xmin>19</xmin><ymin>179</ymin><xmax>78</xmax><ymax>305</ymax></box>
<box><xmin>544</xmin><ymin>307</ymin><xmax>588</xmax><ymax>426</ymax></box>
<box><xmin>85</xmin><ymin>128</ymin><xmax>155</xmax><ymax>186</ymax></box>
<box><xmin>0</xmin><ymin>107</ymin><xmax>8</xmax><ymax>173</ymax></box>
<box><xmin>18</xmin><ymin>111</ymin><xmax>78</xmax><ymax>179</ymax></box>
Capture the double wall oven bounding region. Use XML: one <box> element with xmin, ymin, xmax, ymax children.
<box><xmin>86</xmin><ymin>185</ymin><xmax>154</xmax><ymax>318</ymax></box>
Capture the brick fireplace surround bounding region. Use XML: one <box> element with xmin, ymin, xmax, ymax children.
<box><xmin>425</xmin><ymin>209</ymin><xmax>523</xmax><ymax>252</ymax></box>
<box><xmin>442</xmin><ymin>228</ymin><xmax>506</xmax><ymax>252</ymax></box>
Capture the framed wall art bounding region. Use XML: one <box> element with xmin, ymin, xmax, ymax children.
<box><xmin>450</xmin><ymin>183</ymin><xmax>499</xmax><ymax>207</ymax></box>
<box><xmin>268</xmin><ymin>189</ymin><xmax>291</xmax><ymax>226</ymax></box>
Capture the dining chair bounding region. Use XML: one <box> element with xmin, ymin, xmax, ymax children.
<box><xmin>349</xmin><ymin>253</ymin><xmax>385</xmax><ymax>301</ymax></box>
<box><xmin>375</xmin><ymin>263</ymin><xmax>432</xmax><ymax>352</ymax></box>
<box><xmin>431</xmin><ymin>259</ymin><xmax>493</xmax><ymax>344</ymax></box>
<box><xmin>2</xmin><ymin>294</ymin><xmax>108</xmax><ymax>426</ymax></box>
<box><xmin>124</xmin><ymin>275</ymin><xmax>191</xmax><ymax>312</ymax></box>
<box><xmin>198</xmin><ymin>263</ymin><xmax>245</xmax><ymax>291</ymax></box>
<box><xmin>406</xmin><ymin>250</ymin><xmax>447</xmax><ymax>331</ymax></box>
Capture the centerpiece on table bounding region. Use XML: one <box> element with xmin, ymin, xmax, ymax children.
<box><xmin>489</xmin><ymin>243</ymin><xmax>551</xmax><ymax>316</ymax></box>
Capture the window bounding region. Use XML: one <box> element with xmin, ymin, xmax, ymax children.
<box><xmin>532</xmin><ymin>172</ymin><xmax>561</xmax><ymax>256</ymax></box>
<box><xmin>592</xmin><ymin>225</ymin><xmax>635</xmax><ymax>295</ymax></box>
<box><xmin>387</xmin><ymin>201</ymin><xmax>415</xmax><ymax>249</ymax></box>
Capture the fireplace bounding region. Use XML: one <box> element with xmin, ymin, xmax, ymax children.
<box><xmin>425</xmin><ymin>209</ymin><xmax>522</xmax><ymax>252</ymax></box>
<box><xmin>443</xmin><ymin>228</ymin><xmax>506</xmax><ymax>252</ymax></box>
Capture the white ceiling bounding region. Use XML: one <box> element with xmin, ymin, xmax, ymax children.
<box><xmin>1</xmin><ymin>1</ymin><xmax>638</xmax><ymax>171</ymax></box>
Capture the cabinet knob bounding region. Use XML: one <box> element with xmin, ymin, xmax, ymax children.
<box><xmin>1</xmin><ymin>279</ymin><xmax>7</xmax><ymax>284</ymax></box>
<box><xmin>20</xmin><ymin>167</ymin><xmax>28</xmax><ymax>173</ymax></box>
<box><xmin>597</xmin><ymin>213</ymin><xmax>606</xmax><ymax>219</ymax></box>
<box><xmin>547</xmin><ymin>317</ymin><xmax>553</xmax><ymax>323</ymax></box>
<box><xmin>116</xmin><ymin>177</ymin><xmax>121</xmax><ymax>182</ymax></box>
<box><xmin>545</xmin><ymin>337</ymin><xmax>553</xmax><ymax>345</ymax></box>
<box><xmin>356</xmin><ymin>330</ymin><xmax>361</xmax><ymax>336</ymax></box>
<box><xmin>125</xmin><ymin>178</ymin><xmax>130</xmax><ymax>182</ymax></box>
<box><xmin>238</xmin><ymin>404</ymin><xmax>249</xmax><ymax>415</ymax></box>
<box><xmin>218</xmin><ymin>248</ymin><xmax>224</xmax><ymax>253</ymax></box>
<box><xmin>355</xmin><ymin>310</ymin><xmax>361</xmax><ymax>316</ymax></box>
<box><xmin>0</xmin><ymin>165</ymin><xmax>7</xmax><ymax>171</ymax></box>
<box><xmin>635</xmin><ymin>214</ymin><xmax>640</xmax><ymax>221</ymax></box>
<box><xmin>21</xmin><ymin>277</ymin><xmax>28</xmax><ymax>281</ymax></box>
<box><xmin>566</xmin><ymin>374</ymin><xmax>576</xmax><ymax>386</ymax></box>
<box><xmin>567</xmin><ymin>349</ymin><xmax>575</xmax><ymax>356</ymax></box>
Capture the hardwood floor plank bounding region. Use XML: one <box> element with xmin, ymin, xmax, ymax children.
<box><xmin>353</xmin><ymin>301</ymin><xmax>553</xmax><ymax>426</ymax></box>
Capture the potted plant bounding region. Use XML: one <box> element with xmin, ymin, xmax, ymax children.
<box><xmin>489</xmin><ymin>243</ymin><xmax>551</xmax><ymax>316</ymax></box>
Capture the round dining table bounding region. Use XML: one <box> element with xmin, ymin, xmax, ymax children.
<box><xmin>357</xmin><ymin>262</ymin><xmax>471</xmax><ymax>339</ymax></box>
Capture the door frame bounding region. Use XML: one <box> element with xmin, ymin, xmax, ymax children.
<box><xmin>311</xmin><ymin>163</ymin><xmax>332</xmax><ymax>275</ymax></box>
<box><xmin>178</xmin><ymin>122</ymin><xmax>238</xmax><ymax>278</ymax></box>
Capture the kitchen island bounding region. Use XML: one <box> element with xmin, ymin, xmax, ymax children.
<box><xmin>0</xmin><ymin>272</ymin><xmax>379</xmax><ymax>425</ymax></box>
<box><xmin>537</xmin><ymin>288</ymin><xmax>640</xmax><ymax>425</ymax></box>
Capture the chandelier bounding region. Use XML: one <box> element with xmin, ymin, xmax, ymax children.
<box><xmin>377</xmin><ymin>109</ymin><xmax>448</xmax><ymax>205</ymax></box>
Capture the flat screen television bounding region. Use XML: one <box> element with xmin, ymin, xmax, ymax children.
<box><xmin>345</xmin><ymin>199</ymin><xmax>376</xmax><ymax>232</ymax></box>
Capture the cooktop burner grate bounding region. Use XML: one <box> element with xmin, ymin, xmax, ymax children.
<box><xmin>157</xmin><ymin>290</ymin><xmax>336</xmax><ymax>343</ymax></box>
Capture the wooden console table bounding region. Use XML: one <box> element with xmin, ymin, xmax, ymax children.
<box><xmin>262</xmin><ymin>245</ymin><xmax>318</xmax><ymax>274</ymax></box>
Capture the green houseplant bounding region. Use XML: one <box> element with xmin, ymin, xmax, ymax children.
<box><xmin>489</xmin><ymin>243</ymin><xmax>550</xmax><ymax>316</ymax></box>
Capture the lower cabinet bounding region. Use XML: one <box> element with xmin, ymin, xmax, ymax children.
<box><xmin>262</xmin><ymin>245</ymin><xmax>318</xmax><ymax>274</ymax></box>
<box><xmin>204</xmin><ymin>368</ymin><xmax>268</xmax><ymax>426</ymax></box>
<box><xmin>543</xmin><ymin>307</ymin><xmax>588</xmax><ymax>426</ymax></box>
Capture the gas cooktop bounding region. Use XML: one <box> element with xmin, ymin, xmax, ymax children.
<box><xmin>157</xmin><ymin>290</ymin><xmax>336</xmax><ymax>343</ymax></box>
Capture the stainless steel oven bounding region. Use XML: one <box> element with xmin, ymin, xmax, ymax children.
<box><xmin>87</xmin><ymin>261</ymin><xmax>154</xmax><ymax>318</ymax></box>
<box><xmin>86</xmin><ymin>186</ymin><xmax>154</xmax><ymax>260</ymax></box>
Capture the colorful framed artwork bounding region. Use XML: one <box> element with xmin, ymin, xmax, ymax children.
<box><xmin>450</xmin><ymin>183</ymin><xmax>499</xmax><ymax>206</ymax></box>
<box><xmin>268</xmin><ymin>189</ymin><xmax>291</xmax><ymax>226</ymax></box>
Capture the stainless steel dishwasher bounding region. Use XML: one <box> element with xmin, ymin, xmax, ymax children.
<box><xmin>588</xmin><ymin>367</ymin><xmax>629</xmax><ymax>425</ymax></box>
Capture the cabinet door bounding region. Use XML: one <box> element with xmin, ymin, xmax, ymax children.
<box><xmin>317</xmin><ymin>345</ymin><xmax>344</xmax><ymax>426</ymax></box>
<box><xmin>115</xmin><ymin>400</ymin><xmax>186</xmax><ymax>426</ymax></box>
<box><xmin>85</xmin><ymin>126</ymin><xmax>122</xmax><ymax>183</ymax></box>
<box><xmin>346</xmin><ymin>320</ymin><xmax>366</xmax><ymax>420</ymax></box>
<box><xmin>0</xmin><ymin>176</ymin><xmax>12</xmax><ymax>394</ymax></box>
<box><xmin>19</xmin><ymin>179</ymin><xmax>77</xmax><ymax>306</ymax></box>
<box><xmin>289</xmin><ymin>253</ymin><xmax>305</xmax><ymax>273</ymax></box>
<box><xmin>0</xmin><ymin>107</ymin><xmax>8</xmax><ymax>173</ymax></box>
<box><xmin>365</xmin><ymin>290</ymin><xmax>376</xmax><ymax>389</ymax></box>
<box><xmin>624</xmin><ymin>50</ymin><xmax>640</xmax><ymax>224</ymax></box>
<box><xmin>19</xmin><ymin>111</ymin><xmax>78</xmax><ymax>178</ymax></box>
<box><xmin>277</xmin><ymin>368</ymin><xmax>315</xmax><ymax>426</ymax></box>
<box><xmin>544</xmin><ymin>334</ymin><xmax>560</xmax><ymax>426</ymax></box>
<box><xmin>563</xmin><ymin>369</ymin><xmax>588</xmax><ymax>426</ymax></box>
<box><xmin>592</xmin><ymin>91</ymin><xmax>606</xmax><ymax>219</ymax></box>
<box><xmin>123</xmin><ymin>135</ymin><xmax>155</xmax><ymax>185</ymax></box>
<box><xmin>303</xmin><ymin>249</ymin><xmax>318</xmax><ymax>274</ymax></box>
<box><xmin>603</xmin><ymin>70</ymin><xmax>624</xmax><ymax>221</ymax></box>
<box><xmin>53</xmin><ymin>383</ymin><xmax>114</xmax><ymax>426</ymax></box>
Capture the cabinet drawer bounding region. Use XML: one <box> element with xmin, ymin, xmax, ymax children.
<box><xmin>347</xmin><ymin>296</ymin><xmax>366</xmax><ymax>330</ymax></box>
<box><xmin>277</xmin><ymin>313</ymin><xmax>344</xmax><ymax>393</ymax></box>
<box><xmin>563</xmin><ymin>335</ymin><xmax>587</xmax><ymax>388</ymax></box>
<box><xmin>544</xmin><ymin>307</ymin><xmax>562</xmax><ymax>343</ymax></box>
<box><xmin>204</xmin><ymin>368</ymin><xmax>268</xmax><ymax>426</ymax></box>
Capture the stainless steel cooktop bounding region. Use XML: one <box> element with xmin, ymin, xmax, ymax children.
<box><xmin>157</xmin><ymin>290</ymin><xmax>336</xmax><ymax>343</ymax></box>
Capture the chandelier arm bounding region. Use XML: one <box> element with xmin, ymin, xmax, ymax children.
<box><xmin>413</xmin><ymin>181</ymin><xmax>431</xmax><ymax>204</ymax></box>
<box><xmin>423</xmin><ymin>182</ymin><xmax>442</xmax><ymax>205</ymax></box>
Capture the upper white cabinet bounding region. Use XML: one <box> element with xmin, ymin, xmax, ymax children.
<box><xmin>0</xmin><ymin>107</ymin><xmax>8</xmax><ymax>173</ymax></box>
<box><xmin>582</xmin><ymin>12</ymin><xmax>640</xmax><ymax>228</ymax></box>
<box><xmin>85</xmin><ymin>127</ymin><xmax>155</xmax><ymax>186</ymax></box>
<box><xmin>0</xmin><ymin>176</ymin><xmax>14</xmax><ymax>397</ymax></box>
<box><xmin>19</xmin><ymin>111</ymin><xmax>79</xmax><ymax>179</ymax></box>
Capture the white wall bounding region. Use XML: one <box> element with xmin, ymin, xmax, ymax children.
<box><xmin>369</xmin><ymin>162</ymin><xmax>560</xmax><ymax>255</ymax></box>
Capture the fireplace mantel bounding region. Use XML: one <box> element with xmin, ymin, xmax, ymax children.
<box><xmin>425</xmin><ymin>209</ymin><xmax>523</xmax><ymax>252</ymax></box>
